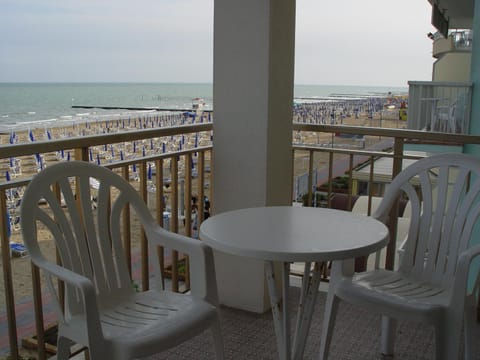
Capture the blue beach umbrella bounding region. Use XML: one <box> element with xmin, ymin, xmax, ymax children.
<box><xmin>133</xmin><ymin>141</ymin><xmax>137</xmax><ymax>153</ymax></box>
<box><xmin>162</xmin><ymin>143</ymin><xmax>166</xmax><ymax>153</ymax></box>
<box><xmin>148</xmin><ymin>163</ymin><xmax>152</xmax><ymax>180</ymax></box>
<box><xmin>150</xmin><ymin>139</ymin><xmax>154</xmax><ymax>150</ymax></box>
<box><xmin>97</xmin><ymin>154</ymin><xmax>101</xmax><ymax>165</ymax></box>
<box><xmin>111</xmin><ymin>145</ymin><xmax>115</xmax><ymax>158</ymax></box>
<box><xmin>142</xmin><ymin>146</ymin><xmax>146</xmax><ymax>157</ymax></box>
<box><xmin>67</xmin><ymin>151</ymin><xmax>71</xmax><ymax>161</ymax></box>
<box><xmin>120</xmin><ymin>151</ymin><xmax>124</xmax><ymax>161</ymax></box>
<box><xmin>89</xmin><ymin>148</ymin><xmax>93</xmax><ymax>162</ymax></box>
<box><xmin>29</xmin><ymin>130</ymin><xmax>35</xmax><ymax>142</ymax></box>
<box><xmin>132</xmin><ymin>163</ymin><xmax>137</xmax><ymax>173</ymax></box>
<box><xmin>6</xmin><ymin>171</ymin><xmax>11</xmax><ymax>182</ymax></box>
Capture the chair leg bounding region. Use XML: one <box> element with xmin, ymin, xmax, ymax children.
<box><xmin>318</xmin><ymin>290</ymin><xmax>340</xmax><ymax>360</ymax></box>
<box><xmin>56</xmin><ymin>336</ymin><xmax>71</xmax><ymax>360</ymax></box>
<box><xmin>380</xmin><ymin>316</ymin><xmax>397</xmax><ymax>356</ymax></box>
<box><xmin>463</xmin><ymin>301</ymin><xmax>477</xmax><ymax>360</ymax></box>
<box><xmin>435</xmin><ymin>314</ymin><xmax>462</xmax><ymax>360</ymax></box>
<box><xmin>212</xmin><ymin>317</ymin><xmax>225</xmax><ymax>360</ymax></box>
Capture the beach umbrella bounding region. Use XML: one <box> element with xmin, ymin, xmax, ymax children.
<box><xmin>162</xmin><ymin>143</ymin><xmax>166</xmax><ymax>153</ymax></box>
<box><xmin>142</xmin><ymin>146</ymin><xmax>146</xmax><ymax>157</ymax></box>
<box><xmin>89</xmin><ymin>148</ymin><xmax>93</xmax><ymax>162</ymax></box>
<box><xmin>9</xmin><ymin>158</ymin><xmax>14</xmax><ymax>168</ymax></box>
<box><xmin>35</xmin><ymin>154</ymin><xmax>43</xmax><ymax>170</ymax></box>
<box><xmin>194</xmin><ymin>134</ymin><xmax>198</xmax><ymax>148</ymax></box>
<box><xmin>120</xmin><ymin>151</ymin><xmax>124</xmax><ymax>161</ymax></box>
<box><xmin>150</xmin><ymin>139</ymin><xmax>154</xmax><ymax>150</ymax></box>
<box><xmin>111</xmin><ymin>145</ymin><xmax>115</xmax><ymax>158</ymax></box>
<box><xmin>67</xmin><ymin>151</ymin><xmax>71</xmax><ymax>161</ymax></box>
<box><xmin>46</xmin><ymin>130</ymin><xmax>52</xmax><ymax>140</ymax></box>
<box><xmin>132</xmin><ymin>163</ymin><xmax>137</xmax><ymax>173</ymax></box>
<box><xmin>29</xmin><ymin>130</ymin><xmax>35</xmax><ymax>142</ymax></box>
<box><xmin>60</xmin><ymin>149</ymin><xmax>65</xmax><ymax>159</ymax></box>
<box><xmin>133</xmin><ymin>141</ymin><xmax>137</xmax><ymax>153</ymax></box>
<box><xmin>148</xmin><ymin>163</ymin><xmax>152</xmax><ymax>180</ymax></box>
<box><xmin>9</xmin><ymin>132</ymin><xmax>15</xmax><ymax>144</ymax></box>
<box><xmin>6</xmin><ymin>171</ymin><xmax>11</xmax><ymax>182</ymax></box>
<box><xmin>97</xmin><ymin>154</ymin><xmax>101</xmax><ymax>165</ymax></box>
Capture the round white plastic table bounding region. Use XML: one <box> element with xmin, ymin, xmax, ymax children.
<box><xmin>200</xmin><ymin>206</ymin><xmax>389</xmax><ymax>360</ymax></box>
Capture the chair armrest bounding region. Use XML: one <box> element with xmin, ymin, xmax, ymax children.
<box><xmin>452</xmin><ymin>244</ymin><xmax>480</xmax><ymax>304</ymax></box>
<box><xmin>147</xmin><ymin>225</ymin><xmax>219</xmax><ymax>304</ymax></box>
<box><xmin>30</xmin><ymin>256</ymin><xmax>103</xmax><ymax>338</ymax></box>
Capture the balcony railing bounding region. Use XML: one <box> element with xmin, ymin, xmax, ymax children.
<box><xmin>0</xmin><ymin>121</ymin><xmax>213</xmax><ymax>359</ymax></box>
<box><xmin>432</xmin><ymin>29</ymin><xmax>473</xmax><ymax>57</ymax></box>
<box><xmin>2</xmin><ymin>120</ymin><xmax>480</xmax><ymax>358</ymax></box>
<box><xmin>407</xmin><ymin>81</ymin><xmax>472</xmax><ymax>134</ymax></box>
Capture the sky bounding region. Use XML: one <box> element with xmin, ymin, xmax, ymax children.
<box><xmin>0</xmin><ymin>0</ymin><xmax>435</xmax><ymax>87</ymax></box>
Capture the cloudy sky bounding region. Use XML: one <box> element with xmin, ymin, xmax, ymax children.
<box><xmin>0</xmin><ymin>0</ymin><xmax>435</xmax><ymax>86</ymax></box>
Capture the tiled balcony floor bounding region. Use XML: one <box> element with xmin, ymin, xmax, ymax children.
<box><xmin>10</xmin><ymin>283</ymin><xmax>479</xmax><ymax>360</ymax></box>
<box><xmin>146</xmin><ymin>286</ymin><xmax>476</xmax><ymax>360</ymax></box>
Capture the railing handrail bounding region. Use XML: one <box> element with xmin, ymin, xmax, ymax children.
<box><xmin>0</xmin><ymin>123</ymin><xmax>213</xmax><ymax>159</ymax></box>
<box><xmin>407</xmin><ymin>80</ymin><xmax>473</xmax><ymax>87</ymax></box>
<box><xmin>293</xmin><ymin>123</ymin><xmax>480</xmax><ymax>144</ymax></box>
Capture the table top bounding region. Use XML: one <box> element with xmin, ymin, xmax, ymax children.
<box><xmin>199</xmin><ymin>206</ymin><xmax>389</xmax><ymax>262</ymax></box>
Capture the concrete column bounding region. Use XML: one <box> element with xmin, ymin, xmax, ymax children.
<box><xmin>464</xmin><ymin>0</ymin><xmax>480</xmax><ymax>295</ymax></box>
<box><xmin>465</xmin><ymin>0</ymin><xmax>480</xmax><ymax>153</ymax></box>
<box><xmin>212</xmin><ymin>0</ymin><xmax>295</xmax><ymax>312</ymax></box>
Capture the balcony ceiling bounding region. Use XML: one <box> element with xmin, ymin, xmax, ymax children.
<box><xmin>429</xmin><ymin>0</ymin><xmax>473</xmax><ymax>29</ymax></box>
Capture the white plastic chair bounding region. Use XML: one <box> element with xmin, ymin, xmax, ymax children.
<box><xmin>319</xmin><ymin>153</ymin><xmax>480</xmax><ymax>360</ymax></box>
<box><xmin>20</xmin><ymin>161</ymin><xmax>224</xmax><ymax>360</ymax></box>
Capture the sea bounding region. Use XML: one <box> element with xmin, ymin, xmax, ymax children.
<box><xmin>0</xmin><ymin>83</ymin><xmax>407</xmax><ymax>132</ymax></box>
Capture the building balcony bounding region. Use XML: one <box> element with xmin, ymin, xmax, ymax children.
<box><xmin>432</xmin><ymin>30</ymin><xmax>473</xmax><ymax>58</ymax></box>
<box><xmin>407</xmin><ymin>80</ymin><xmax>473</xmax><ymax>134</ymax></box>
<box><xmin>1</xmin><ymin>117</ymin><xmax>480</xmax><ymax>359</ymax></box>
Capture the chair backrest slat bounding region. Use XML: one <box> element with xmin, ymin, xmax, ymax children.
<box><xmin>21</xmin><ymin>162</ymin><xmax>158</xmax><ymax>318</ymax></box>
<box><xmin>383</xmin><ymin>154</ymin><xmax>480</xmax><ymax>287</ymax></box>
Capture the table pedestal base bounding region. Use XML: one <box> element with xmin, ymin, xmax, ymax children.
<box><xmin>265</xmin><ymin>261</ymin><xmax>325</xmax><ymax>360</ymax></box>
